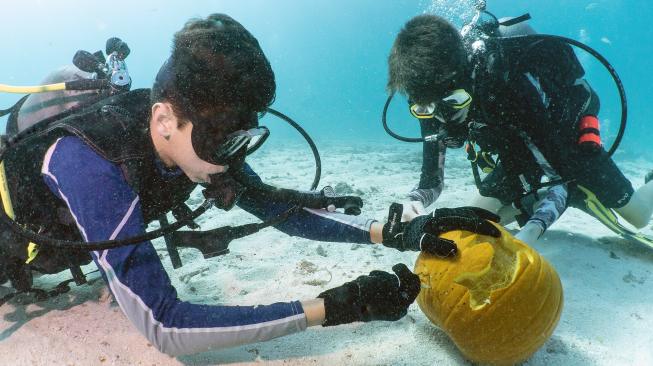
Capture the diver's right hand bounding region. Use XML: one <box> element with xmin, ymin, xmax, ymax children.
<box><xmin>382</xmin><ymin>203</ymin><xmax>501</xmax><ymax>257</ymax></box>
<box><xmin>317</xmin><ymin>263</ymin><xmax>420</xmax><ymax>326</ymax></box>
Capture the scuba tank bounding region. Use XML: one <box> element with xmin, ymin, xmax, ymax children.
<box><xmin>2</xmin><ymin>37</ymin><xmax>132</xmax><ymax>136</ymax></box>
<box><xmin>0</xmin><ymin>38</ymin><xmax>134</xmax><ymax>295</ymax></box>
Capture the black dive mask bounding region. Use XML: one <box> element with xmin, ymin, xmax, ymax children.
<box><xmin>191</xmin><ymin>118</ymin><xmax>270</xmax><ymax>166</ymax></box>
<box><xmin>186</xmin><ymin>106</ymin><xmax>269</xmax><ymax>211</ymax></box>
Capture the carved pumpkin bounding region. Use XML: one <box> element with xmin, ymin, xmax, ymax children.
<box><xmin>414</xmin><ymin>224</ymin><xmax>563</xmax><ymax>365</ymax></box>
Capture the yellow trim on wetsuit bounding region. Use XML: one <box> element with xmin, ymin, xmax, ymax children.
<box><xmin>0</xmin><ymin>161</ymin><xmax>39</xmax><ymax>263</ymax></box>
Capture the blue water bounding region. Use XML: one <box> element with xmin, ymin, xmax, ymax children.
<box><xmin>1</xmin><ymin>2</ymin><xmax>652</xmax><ymax>364</ymax></box>
<box><xmin>1</xmin><ymin>0</ymin><xmax>651</xmax><ymax>156</ymax></box>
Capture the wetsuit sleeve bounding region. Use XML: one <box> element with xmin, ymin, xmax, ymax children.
<box><xmin>409</xmin><ymin>119</ymin><xmax>445</xmax><ymax>207</ymax></box>
<box><xmin>41</xmin><ymin>136</ymin><xmax>307</xmax><ymax>356</ymax></box>
<box><xmin>236</xmin><ymin>164</ymin><xmax>375</xmax><ymax>244</ymax></box>
<box><xmin>527</xmin><ymin>184</ymin><xmax>568</xmax><ymax>233</ymax></box>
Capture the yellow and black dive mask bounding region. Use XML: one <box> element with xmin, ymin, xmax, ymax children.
<box><xmin>409</xmin><ymin>89</ymin><xmax>472</xmax><ymax>124</ymax></box>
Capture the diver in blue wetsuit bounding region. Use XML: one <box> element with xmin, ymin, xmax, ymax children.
<box><xmin>0</xmin><ymin>14</ymin><xmax>500</xmax><ymax>355</ymax></box>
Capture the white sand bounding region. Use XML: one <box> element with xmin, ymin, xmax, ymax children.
<box><xmin>1</xmin><ymin>142</ymin><xmax>652</xmax><ymax>365</ymax></box>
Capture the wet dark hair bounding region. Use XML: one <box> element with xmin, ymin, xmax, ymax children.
<box><xmin>387</xmin><ymin>15</ymin><xmax>467</xmax><ymax>105</ymax></box>
<box><xmin>152</xmin><ymin>13</ymin><xmax>275</xmax><ymax>124</ymax></box>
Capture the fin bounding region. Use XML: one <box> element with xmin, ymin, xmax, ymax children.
<box><xmin>577</xmin><ymin>185</ymin><xmax>653</xmax><ymax>249</ymax></box>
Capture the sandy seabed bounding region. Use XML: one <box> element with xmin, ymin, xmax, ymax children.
<box><xmin>1</xmin><ymin>141</ymin><xmax>652</xmax><ymax>365</ymax></box>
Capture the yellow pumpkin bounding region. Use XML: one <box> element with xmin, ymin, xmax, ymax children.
<box><xmin>414</xmin><ymin>224</ymin><xmax>563</xmax><ymax>366</ymax></box>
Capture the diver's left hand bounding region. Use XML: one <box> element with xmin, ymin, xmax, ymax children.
<box><xmin>382</xmin><ymin>203</ymin><xmax>501</xmax><ymax>256</ymax></box>
<box><xmin>317</xmin><ymin>263</ymin><xmax>420</xmax><ymax>326</ymax></box>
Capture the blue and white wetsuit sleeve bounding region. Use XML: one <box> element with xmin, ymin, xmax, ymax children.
<box><xmin>237</xmin><ymin>164</ymin><xmax>375</xmax><ymax>244</ymax></box>
<box><xmin>41</xmin><ymin>136</ymin><xmax>307</xmax><ymax>356</ymax></box>
<box><xmin>527</xmin><ymin>183</ymin><xmax>569</xmax><ymax>233</ymax></box>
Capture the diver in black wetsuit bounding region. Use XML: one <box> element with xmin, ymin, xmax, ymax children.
<box><xmin>386</xmin><ymin>14</ymin><xmax>653</xmax><ymax>244</ymax></box>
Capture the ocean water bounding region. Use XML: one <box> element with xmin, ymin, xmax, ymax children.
<box><xmin>1</xmin><ymin>1</ymin><xmax>653</xmax><ymax>365</ymax></box>
<box><xmin>1</xmin><ymin>0</ymin><xmax>651</xmax><ymax>156</ymax></box>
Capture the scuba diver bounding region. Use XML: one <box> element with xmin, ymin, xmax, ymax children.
<box><xmin>385</xmin><ymin>11</ymin><xmax>653</xmax><ymax>246</ymax></box>
<box><xmin>0</xmin><ymin>14</ymin><xmax>500</xmax><ymax>356</ymax></box>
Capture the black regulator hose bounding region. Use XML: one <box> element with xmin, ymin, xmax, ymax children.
<box><xmin>382</xmin><ymin>92</ymin><xmax>424</xmax><ymax>143</ymax></box>
<box><xmin>0</xmin><ymin>185</ymin><xmax>213</xmax><ymax>251</ymax></box>
<box><xmin>262</xmin><ymin>108</ymin><xmax>322</xmax><ymax>190</ymax></box>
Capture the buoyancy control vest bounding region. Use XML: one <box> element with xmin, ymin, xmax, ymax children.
<box><xmin>1</xmin><ymin>89</ymin><xmax>196</xmax><ymax>276</ymax></box>
<box><xmin>467</xmin><ymin>22</ymin><xmax>588</xmax><ymax>137</ymax></box>
<box><xmin>464</xmin><ymin>16</ymin><xmax>596</xmax><ymax>197</ymax></box>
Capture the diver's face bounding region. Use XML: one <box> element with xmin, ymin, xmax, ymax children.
<box><xmin>150</xmin><ymin>102</ymin><xmax>225</xmax><ymax>184</ymax></box>
<box><xmin>170</xmin><ymin>121</ymin><xmax>227</xmax><ymax>183</ymax></box>
<box><xmin>408</xmin><ymin>87</ymin><xmax>473</xmax><ymax>149</ymax></box>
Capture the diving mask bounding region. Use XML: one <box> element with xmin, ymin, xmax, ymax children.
<box><xmin>190</xmin><ymin>107</ymin><xmax>270</xmax><ymax>166</ymax></box>
<box><xmin>409</xmin><ymin>89</ymin><xmax>472</xmax><ymax>124</ymax></box>
<box><xmin>192</xmin><ymin>124</ymin><xmax>270</xmax><ymax>166</ymax></box>
<box><xmin>195</xmin><ymin>122</ymin><xmax>269</xmax><ymax>210</ymax></box>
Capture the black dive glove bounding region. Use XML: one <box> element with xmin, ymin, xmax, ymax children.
<box><xmin>317</xmin><ymin>263</ymin><xmax>420</xmax><ymax>326</ymax></box>
<box><xmin>292</xmin><ymin>186</ymin><xmax>363</xmax><ymax>216</ymax></box>
<box><xmin>382</xmin><ymin>203</ymin><xmax>501</xmax><ymax>257</ymax></box>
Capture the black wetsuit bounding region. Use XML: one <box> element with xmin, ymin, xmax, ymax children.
<box><xmin>417</xmin><ymin>37</ymin><xmax>633</xmax><ymax>225</ymax></box>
